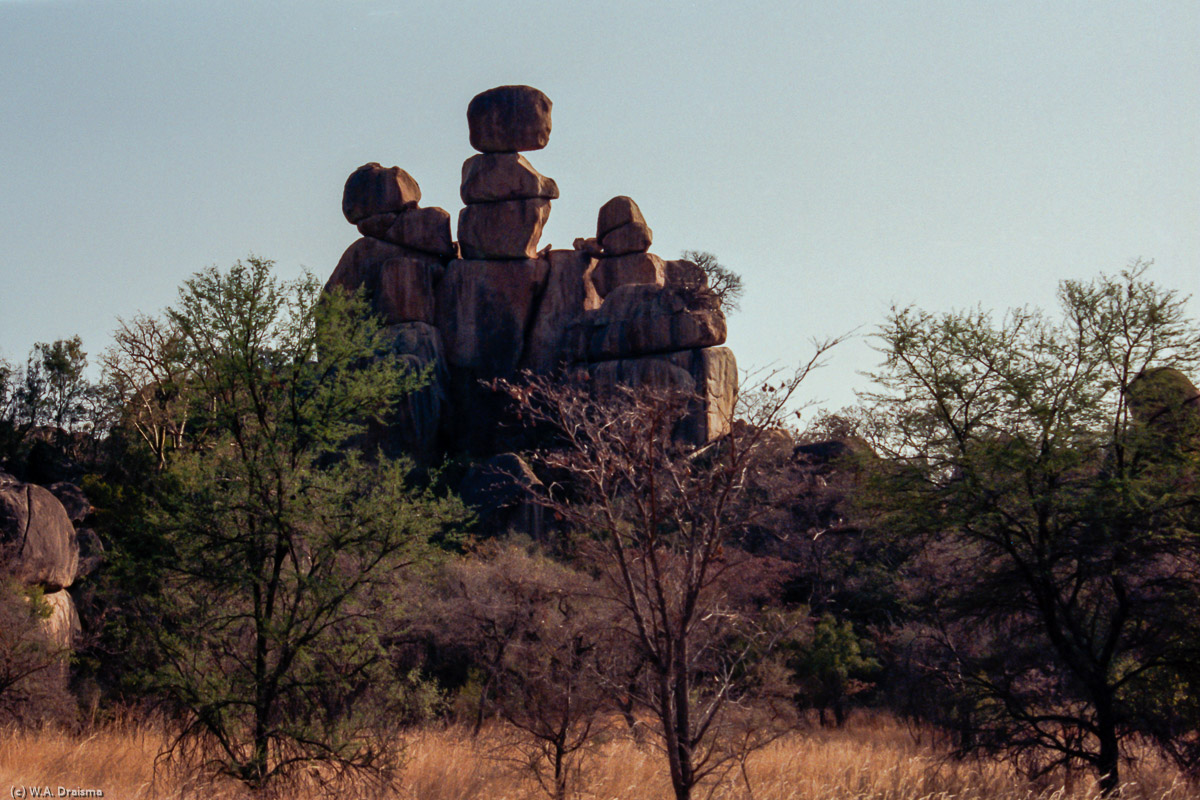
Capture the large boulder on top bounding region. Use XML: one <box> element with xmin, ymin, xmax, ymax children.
<box><xmin>567</xmin><ymin>284</ymin><xmax>726</xmax><ymax>362</ymax></box>
<box><xmin>458</xmin><ymin>198</ymin><xmax>551</xmax><ymax>260</ymax></box>
<box><xmin>0</xmin><ymin>480</ymin><xmax>79</xmax><ymax>591</ymax></box>
<box><xmin>461</xmin><ymin>153</ymin><xmax>559</xmax><ymax>203</ymax></box>
<box><xmin>342</xmin><ymin>163</ymin><xmax>421</xmax><ymax>224</ymax></box>
<box><xmin>356</xmin><ymin>206</ymin><xmax>455</xmax><ymax>258</ymax></box>
<box><xmin>467</xmin><ymin>85</ymin><xmax>553</xmax><ymax>153</ymax></box>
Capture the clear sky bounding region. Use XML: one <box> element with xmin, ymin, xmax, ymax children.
<box><xmin>2</xmin><ymin>0</ymin><xmax>1197</xmax><ymax>414</ymax></box>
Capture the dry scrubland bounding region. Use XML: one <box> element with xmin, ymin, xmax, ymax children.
<box><xmin>1</xmin><ymin>714</ymin><xmax>1192</xmax><ymax>800</ymax></box>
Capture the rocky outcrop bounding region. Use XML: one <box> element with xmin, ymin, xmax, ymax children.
<box><xmin>326</xmin><ymin>84</ymin><xmax>737</xmax><ymax>457</ymax></box>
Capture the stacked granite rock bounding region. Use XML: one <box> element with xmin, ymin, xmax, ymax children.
<box><xmin>325</xmin><ymin>84</ymin><xmax>737</xmax><ymax>456</ymax></box>
<box><xmin>568</xmin><ymin>196</ymin><xmax>736</xmax><ymax>445</ymax></box>
<box><xmin>436</xmin><ymin>86</ymin><xmax>559</xmax><ymax>452</ymax></box>
<box><xmin>326</xmin><ymin>162</ymin><xmax>456</xmax><ymax>460</ymax></box>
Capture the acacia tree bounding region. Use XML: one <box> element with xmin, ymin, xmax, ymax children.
<box><xmin>498</xmin><ymin>343</ymin><xmax>834</xmax><ymax>800</ymax></box>
<box><xmin>865</xmin><ymin>263</ymin><xmax>1200</xmax><ymax>794</ymax></box>
<box><xmin>120</xmin><ymin>257</ymin><xmax>466</xmax><ymax>791</ymax></box>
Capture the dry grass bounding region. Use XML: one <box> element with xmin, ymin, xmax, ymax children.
<box><xmin>0</xmin><ymin>713</ymin><xmax>1192</xmax><ymax>800</ymax></box>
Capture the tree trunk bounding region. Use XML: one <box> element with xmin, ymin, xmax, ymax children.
<box><xmin>1096</xmin><ymin>702</ymin><xmax>1121</xmax><ymax>797</ymax></box>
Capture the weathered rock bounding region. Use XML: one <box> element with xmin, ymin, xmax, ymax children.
<box><xmin>460</xmin><ymin>153</ymin><xmax>559</xmax><ymax>203</ymax></box>
<box><xmin>364</xmin><ymin>322</ymin><xmax>448</xmax><ymax>461</ymax></box>
<box><xmin>48</xmin><ymin>482</ymin><xmax>90</xmax><ymax>524</ymax></box>
<box><xmin>435</xmin><ymin>259</ymin><xmax>550</xmax><ymax>374</ymax></box>
<box><xmin>377</xmin><ymin>256</ymin><xmax>442</xmax><ymax>325</ymax></box>
<box><xmin>0</xmin><ymin>482</ymin><xmax>79</xmax><ymax>591</ymax></box>
<box><xmin>587</xmin><ymin>347</ymin><xmax>737</xmax><ymax>444</ymax></box>
<box><xmin>458</xmin><ymin>198</ymin><xmax>552</xmax><ymax>260</ymax></box>
<box><xmin>601</xmin><ymin>220</ymin><xmax>653</xmax><ymax>256</ymax></box>
<box><xmin>597</xmin><ymin>196</ymin><xmax>648</xmax><ymax>239</ymax></box>
<box><xmin>326</xmin><ymin>237</ymin><xmax>443</xmax><ymax>325</ymax></box>
<box><xmin>522</xmin><ymin>250</ymin><xmax>596</xmax><ymax>373</ymax></box>
<box><xmin>467</xmin><ymin>85</ymin><xmax>553</xmax><ymax>153</ymax></box>
<box><xmin>356</xmin><ymin>207</ymin><xmax>455</xmax><ymax>258</ymax></box>
<box><xmin>585</xmin><ymin>253</ymin><xmax>665</xmax><ymax>302</ymax></box>
<box><xmin>567</xmin><ymin>284</ymin><xmax>726</xmax><ymax>362</ymax></box>
<box><xmin>38</xmin><ymin>589</ymin><xmax>81</xmax><ymax>654</ymax></box>
<box><xmin>342</xmin><ymin>163</ymin><xmax>421</xmax><ymax>224</ymax></box>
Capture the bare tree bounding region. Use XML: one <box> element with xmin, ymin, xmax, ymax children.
<box><xmin>497</xmin><ymin>339</ymin><xmax>837</xmax><ymax>800</ymax></box>
<box><xmin>680</xmin><ymin>250</ymin><xmax>744</xmax><ymax>314</ymax></box>
<box><xmin>428</xmin><ymin>544</ymin><xmax>612</xmax><ymax>800</ymax></box>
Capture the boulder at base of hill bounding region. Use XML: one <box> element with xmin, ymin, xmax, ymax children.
<box><xmin>0</xmin><ymin>481</ymin><xmax>79</xmax><ymax>591</ymax></box>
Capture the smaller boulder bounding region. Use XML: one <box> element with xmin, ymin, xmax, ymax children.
<box><xmin>467</xmin><ymin>85</ymin><xmax>553</xmax><ymax>153</ymax></box>
<box><xmin>597</xmin><ymin>196</ymin><xmax>648</xmax><ymax>239</ymax></box>
<box><xmin>47</xmin><ymin>482</ymin><xmax>91</xmax><ymax>524</ymax></box>
<box><xmin>342</xmin><ymin>163</ymin><xmax>421</xmax><ymax>225</ymax></box>
<box><xmin>356</xmin><ymin>207</ymin><xmax>455</xmax><ymax>258</ymax></box>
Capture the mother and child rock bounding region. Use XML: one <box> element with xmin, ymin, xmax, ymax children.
<box><xmin>324</xmin><ymin>85</ymin><xmax>737</xmax><ymax>458</ymax></box>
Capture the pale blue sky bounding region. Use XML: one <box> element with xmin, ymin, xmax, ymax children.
<box><xmin>2</xmin><ymin>1</ymin><xmax>1197</xmax><ymax>412</ymax></box>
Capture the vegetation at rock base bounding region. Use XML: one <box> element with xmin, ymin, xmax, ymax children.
<box><xmin>2</xmin><ymin>258</ymin><xmax>1199</xmax><ymax>799</ymax></box>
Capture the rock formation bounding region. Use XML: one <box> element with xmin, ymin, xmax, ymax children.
<box><xmin>325</xmin><ymin>85</ymin><xmax>738</xmax><ymax>460</ymax></box>
<box><xmin>0</xmin><ymin>472</ymin><xmax>83</xmax><ymax>656</ymax></box>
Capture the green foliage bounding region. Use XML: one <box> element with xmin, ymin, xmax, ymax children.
<box><xmin>788</xmin><ymin>614</ymin><xmax>878</xmax><ymax>726</ymax></box>
<box><xmin>127</xmin><ymin>257</ymin><xmax>467</xmax><ymax>791</ymax></box>
<box><xmin>865</xmin><ymin>262</ymin><xmax>1200</xmax><ymax>793</ymax></box>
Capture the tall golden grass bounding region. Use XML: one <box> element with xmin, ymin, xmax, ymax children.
<box><xmin>0</xmin><ymin>713</ymin><xmax>1192</xmax><ymax>800</ymax></box>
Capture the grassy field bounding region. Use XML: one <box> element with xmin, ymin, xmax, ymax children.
<box><xmin>0</xmin><ymin>713</ymin><xmax>1192</xmax><ymax>800</ymax></box>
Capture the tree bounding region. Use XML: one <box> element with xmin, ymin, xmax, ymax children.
<box><xmin>429</xmin><ymin>544</ymin><xmax>612</xmax><ymax>800</ymax></box>
<box><xmin>681</xmin><ymin>250</ymin><xmax>744</xmax><ymax>314</ymax></box>
<box><xmin>498</xmin><ymin>342</ymin><xmax>836</xmax><ymax>800</ymax></box>
<box><xmin>120</xmin><ymin>257</ymin><xmax>466</xmax><ymax>791</ymax></box>
<box><xmin>864</xmin><ymin>263</ymin><xmax>1200</xmax><ymax>794</ymax></box>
